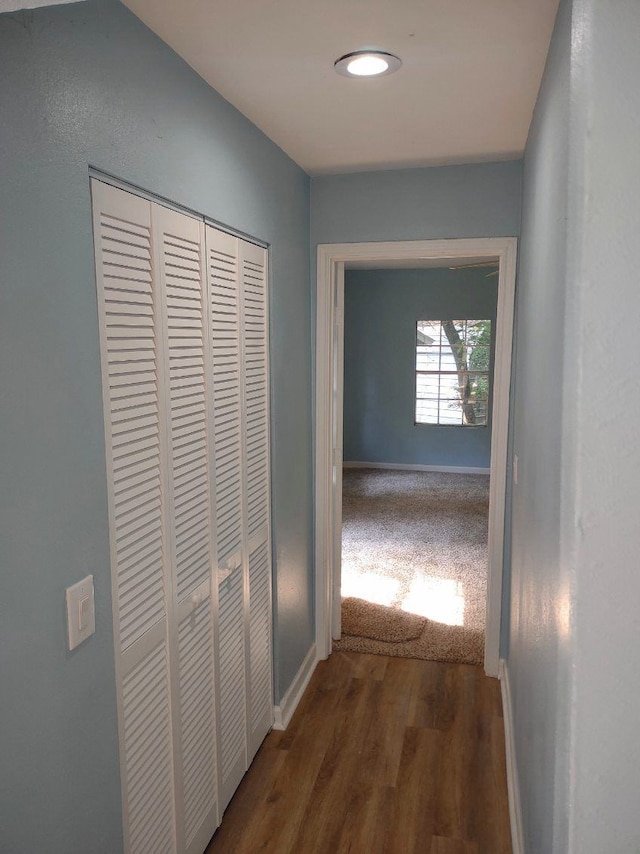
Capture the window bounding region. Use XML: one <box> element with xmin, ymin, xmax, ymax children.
<box><xmin>415</xmin><ymin>319</ymin><xmax>491</xmax><ymax>426</ymax></box>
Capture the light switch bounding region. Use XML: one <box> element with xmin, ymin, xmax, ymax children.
<box><xmin>66</xmin><ymin>575</ymin><xmax>95</xmax><ymax>651</ymax></box>
<box><xmin>78</xmin><ymin>595</ymin><xmax>90</xmax><ymax>631</ymax></box>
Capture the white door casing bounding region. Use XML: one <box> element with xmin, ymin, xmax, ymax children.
<box><xmin>331</xmin><ymin>263</ymin><xmax>345</xmax><ymax>641</ymax></box>
<box><xmin>315</xmin><ymin>238</ymin><xmax>517</xmax><ymax>678</ymax></box>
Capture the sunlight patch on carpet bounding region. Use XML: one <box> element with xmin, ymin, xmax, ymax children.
<box><xmin>400</xmin><ymin>576</ymin><xmax>465</xmax><ymax>626</ymax></box>
<box><xmin>341</xmin><ymin>570</ymin><xmax>399</xmax><ymax>606</ymax></box>
<box><xmin>336</xmin><ymin>469</ymin><xmax>488</xmax><ymax>665</ymax></box>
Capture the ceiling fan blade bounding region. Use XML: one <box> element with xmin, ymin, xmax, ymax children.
<box><xmin>448</xmin><ymin>261</ymin><xmax>499</xmax><ymax>271</ymax></box>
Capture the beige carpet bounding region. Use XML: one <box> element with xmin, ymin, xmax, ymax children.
<box><xmin>341</xmin><ymin>596</ymin><xmax>426</xmax><ymax>642</ymax></box>
<box><xmin>334</xmin><ymin>468</ymin><xmax>489</xmax><ymax>666</ymax></box>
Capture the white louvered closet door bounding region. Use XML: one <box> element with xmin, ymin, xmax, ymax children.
<box><xmin>240</xmin><ymin>240</ymin><xmax>273</xmax><ymax>762</ymax></box>
<box><xmin>205</xmin><ymin>227</ymin><xmax>247</xmax><ymax>812</ymax></box>
<box><xmin>94</xmin><ymin>181</ymin><xmax>221</xmax><ymax>854</ymax></box>
<box><xmin>206</xmin><ymin>227</ymin><xmax>273</xmax><ymax>812</ymax></box>
<box><xmin>95</xmin><ymin>180</ymin><xmax>273</xmax><ymax>850</ymax></box>
<box><xmin>93</xmin><ymin>181</ymin><xmax>176</xmax><ymax>854</ymax></box>
<box><xmin>154</xmin><ymin>205</ymin><xmax>219</xmax><ymax>854</ymax></box>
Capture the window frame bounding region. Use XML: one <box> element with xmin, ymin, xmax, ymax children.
<box><xmin>414</xmin><ymin>318</ymin><xmax>492</xmax><ymax>428</ymax></box>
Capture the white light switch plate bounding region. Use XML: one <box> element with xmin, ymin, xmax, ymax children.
<box><xmin>66</xmin><ymin>574</ymin><xmax>95</xmax><ymax>650</ymax></box>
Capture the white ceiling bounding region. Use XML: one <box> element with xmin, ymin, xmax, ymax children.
<box><xmin>123</xmin><ymin>0</ymin><xmax>559</xmax><ymax>176</ymax></box>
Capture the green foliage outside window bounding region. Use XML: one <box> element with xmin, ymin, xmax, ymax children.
<box><xmin>415</xmin><ymin>319</ymin><xmax>492</xmax><ymax>426</ymax></box>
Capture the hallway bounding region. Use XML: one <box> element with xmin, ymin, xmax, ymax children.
<box><xmin>206</xmin><ymin>651</ymin><xmax>512</xmax><ymax>854</ymax></box>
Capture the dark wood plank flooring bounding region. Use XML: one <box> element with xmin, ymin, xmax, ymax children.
<box><xmin>206</xmin><ymin>651</ymin><xmax>512</xmax><ymax>854</ymax></box>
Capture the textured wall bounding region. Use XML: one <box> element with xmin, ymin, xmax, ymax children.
<box><xmin>311</xmin><ymin>160</ymin><xmax>522</xmax><ymax>247</ymax></box>
<box><xmin>509</xmin><ymin>0</ymin><xmax>572</xmax><ymax>849</ymax></box>
<box><xmin>0</xmin><ymin>2</ymin><xmax>311</xmax><ymax>851</ymax></box>
<box><xmin>511</xmin><ymin>0</ymin><xmax>640</xmax><ymax>850</ymax></box>
<box><xmin>343</xmin><ymin>267</ymin><xmax>497</xmax><ymax>468</ymax></box>
<box><xmin>567</xmin><ymin>0</ymin><xmax>640</xmax><ymax>849</ymax></box>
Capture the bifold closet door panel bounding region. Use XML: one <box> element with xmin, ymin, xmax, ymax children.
<box><xmin>92</xmin><ymin>181</ymin><xmax>177</xmax><ymax>853</ymax></box>
<box><xmin>95</xmin><ymin>185</ymin><xmax>275</xmax><ymax>845</ymax></box>
<box><xmin>205</xmin><ymin>226</ymin><xmax>248</xmax><ymax>811</ymax></box>
<box><xmin>154</xmin><ymin>205</ymin><xmax>219</xmax><ymax>853</ymax></box>
<box><xmin>94</xmin><ymin>181</ymin><xmax>222</xmax><ymax>854</ymax></box>
<box><xmin>240</xmin><ymin>240</ymin><xmax>273</xmax><ymax>761</ymax></box>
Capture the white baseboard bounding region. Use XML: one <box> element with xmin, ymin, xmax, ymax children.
<box><xmin>343</xmin><ymin>461</ymin><xmax>491</xmax><ymax>476</ymax></box>
<box><xmin>273</xmin><ymin>643</ymin><xmax>318</xmax><ymax>731</ymax></box>
<box><xmin>499</xmin><ymin>659</ymin><xmax>524</xmax><ymax>854</ymax></box>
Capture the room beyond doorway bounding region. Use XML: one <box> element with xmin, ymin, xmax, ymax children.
<box><xmin>315</xmin><ymin>238</ymin><xmax>517</xmax><ymax>677</ymax></box>
<box><xmin>335</xmin><ymin>467</ymin><xmax>489</xmax><ymax>666</ymax></box>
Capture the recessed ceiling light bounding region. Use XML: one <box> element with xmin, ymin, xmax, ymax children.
<box><xmin>334</xmin><ymin>50</ymin><xmax>402</xmax><ymax>78</ymax></box>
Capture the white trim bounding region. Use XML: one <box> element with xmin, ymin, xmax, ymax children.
<box><xmin>272</xmin><ymin>643</ymin><xmax>318</xmax><ymax>731</ymax></box>
<box><xmin>331</xmin><ymin>266</ymin><xmax>345</xmax><ymax>641</ymax></box>
<box><xmin>499</xmin><ymin>659</ymin><xmax>524</xmax><ymax>854</ymax></box>
<box><xmin>343</xmin><ymin>461</ymin><xmax>491</xmax><ymax>475</ymax></box>
<box><xmin>315</xmin><ymin>238</ymin><xmax>517</xmax><ymax>676</ymax></box>
<box><xmin>315</xmin><ymin>245</ymin><xmax>336</xmax><ymax>662</ymax></box>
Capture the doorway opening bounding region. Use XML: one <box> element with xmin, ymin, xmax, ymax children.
<box><xmin>337</xmin><ymin>294</ymin><xmax>495</xmax><ymax>665</ymax></box>
<box><xmin>315</xmin><ymin>238</ymin><xmax>517</xmax><ymax>677</ymax></box>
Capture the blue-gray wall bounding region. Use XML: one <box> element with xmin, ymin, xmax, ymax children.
<box><xmin>509</xmin><ymin>0</ymin><xmax>571</xmax><ymax>849</ymax></box>
<box><xmin>343</xmin><ymin>267</ymin><xmax>497</xmax><ymax>468</ymax></box>
<box><xmin>510</xmin><ymin>0</ymin><xmax>640</xmax><ymax>851</ymax></box>
<box><xmin>311</xmin><ymin>160</ymin><xmax>522</xmax><ymax>246</ymax></box>
<box><xmin>0</xmin><ymin>2</ymin><xmax>312</xmax><ymax>851</ymax></box>
<box><xmin>566</xmin><ymin>1</ymin><xmax>640</xmax><ymax>847</ymax></box>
